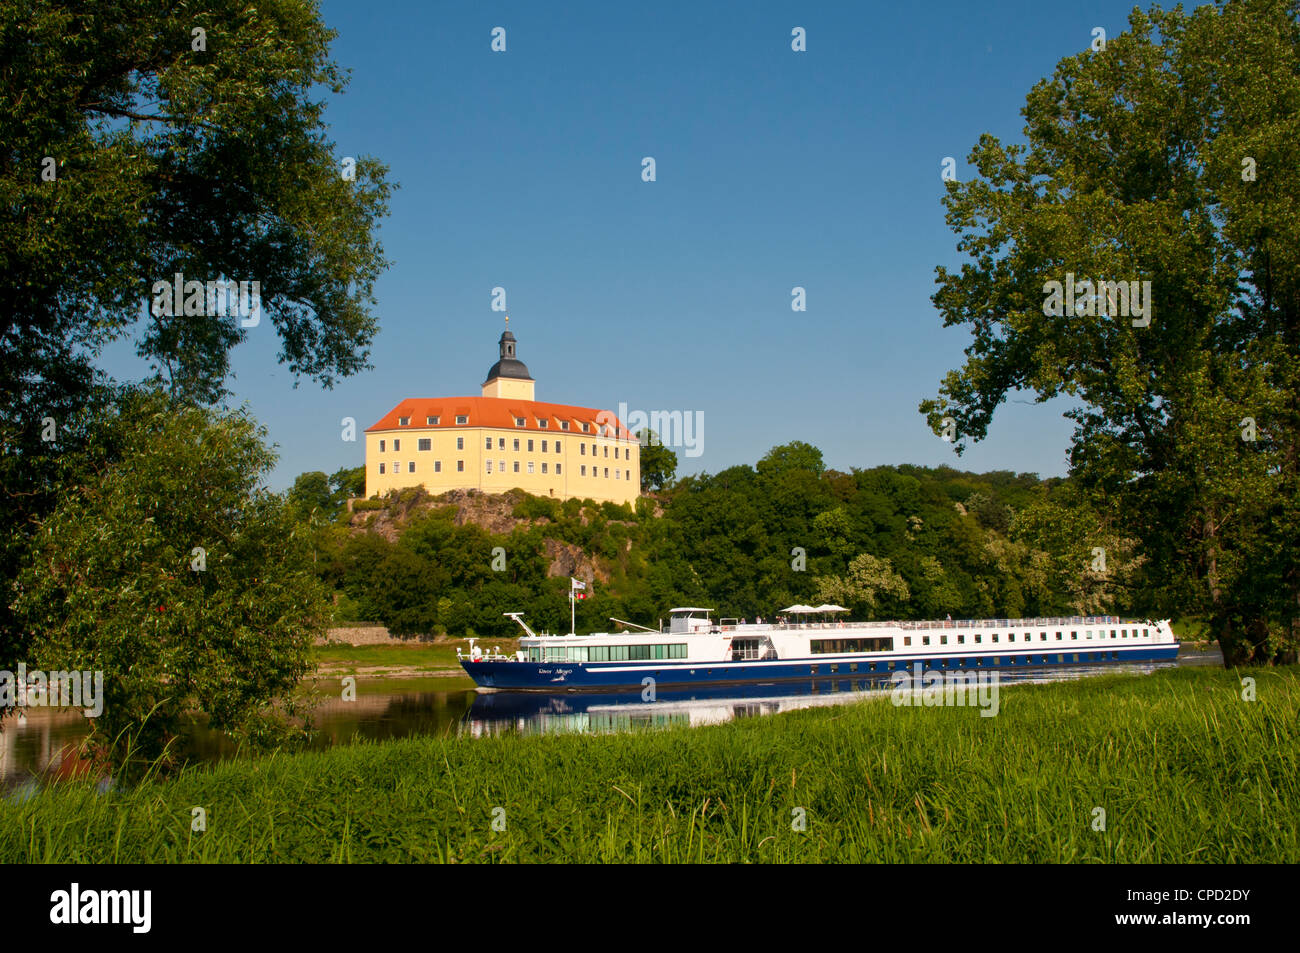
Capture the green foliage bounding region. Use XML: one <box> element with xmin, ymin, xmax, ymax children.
<box><xmin>318</xmin><ymin>444</ymin><xmax>1100</xmax><ymax>635</ymax></box>
<box><xmin>921</xmin><ymin>0</ymin><xmax>1300</xmax><ymax>664</ymax></box>
<box><xmin>636</xmin><ymin>429</ymin><xmax>678</xmax><ymax>491</ymax></box>
<box><xmin>11</xmin><ymin>391</ymin><xmax>330</xmax><ymax>777</ymax></box>
<box><xmin>3</xmin><ymin>667</ymin><xmax>1296</xmax><ymax>862</ymax></box>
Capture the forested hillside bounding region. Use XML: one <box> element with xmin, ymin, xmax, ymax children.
<box><xmin>297</xmin><ymin>442</ymin><xmax>1143</xmax><ymax>638</ymax></box>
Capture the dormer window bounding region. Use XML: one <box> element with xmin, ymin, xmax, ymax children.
<box><xmin>398</xmin><ymin>416</ymin><xmax>410</xmax><ymax>426</ymax></box>
<box><xmin>560</xmin><ymin>421</ymin><xmax>569</xmax><ymax>431</ymax></box>
<box><xmin>538</xmin><ymin>419</ymin><xmax>548</xmax><ymax>428</ymax></box>
<box><xmin>515</xmin><ymin>417</ymin><xmax>526</xmax><ymax>427</ymax></box>
<box><xmin>581</xmin><ymin>422</ymin><xmax>590</xmax><ymax>433</ymax></box>
<box><xmin>455</xmin><ymin>415</ymin><xmax>468</xmax><ymax>425</ymax></box>
<box><xmin>426</xmin><ymin>416</ymin><xmax>439</xmax><ymax>426</ymax></box>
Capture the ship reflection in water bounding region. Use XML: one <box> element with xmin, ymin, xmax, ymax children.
<box><xmin>458</xmin><ymin>663</ymin><xmax>1167</xmax><ymax>738</ymax></box>
<box><xmin>2</xmin><ymin>662</ymin><xmax>1172</xmax><ymax>791</ymax></box>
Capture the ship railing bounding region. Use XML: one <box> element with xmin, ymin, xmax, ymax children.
<box><xmin>769</xmin><ymin>615</ymin><xmax>1126</xmax><ymax>631</ymax></box>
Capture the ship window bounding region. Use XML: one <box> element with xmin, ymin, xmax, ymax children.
<box><xmin>1055</xmin><ymin>631</ymin><xmax>1062</xmax><ymax>640</ymax></box>
<box><xmin>1113</xmin><ymin>629</ymin><xmax>1119</xmax><ymax>639</ymax></box>
<box><xmin>1040</xmin><ymin>632</ymin><xmax>1046</xmax><ymax>641</ymax></box>
<box><xmin>940</xmin><ymin>635</ymin><xmax>948</xmax><ymax>645</ymax></box>
<box><xmin>974</xmin><ymin>634</ymin><xmax>982</xmax><ymax>644</ymax></box>
<box><xmin>1143</xmin><ymin>628</ymin><xmax>1148</xmax><ymax>637</ymax></box>
<box><xmin>830</xmin><ymin>664</ymin><xmax>838</xmax><ymax>673</ymax></box>
<box><xmin>1071</xmin><ymin>631</ymin><xmax>1078</xmax><ymax>640</ymax></box>
<box><xmin>904</xmin><ymin>636</ymin><xmax>911</xmax><ymax>647</ymax></box>
<box><xmin>849</xmin><ymin>663</ymin><xmax>858</xmax><ymax>672</ymax></box>
<box><xmin>922</xmin><ymin>636</ymin><xmax>930</xmax><ymax>646</ymax></box>
<box><xmin>958</xmin><ymin>634</ymin><xmax>965</xmax><ymax>644</ymax></box>
<box><xmin>991</xmin><ymin>634</ymin><xmax>998</xmax><ymax>643</ymax></box>
<box><xmin>1008</xmin><ymin>633</ymin><xmax>1014</xmax><ymax>642</ymax></box>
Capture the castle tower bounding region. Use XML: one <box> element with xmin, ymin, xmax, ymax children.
<box><xmin>481</xmin><ymin>318</ymin><xmax>535</xmax><ymax>400</ymax></box>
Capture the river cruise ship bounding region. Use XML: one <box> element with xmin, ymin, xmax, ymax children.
<box><xmin>458</xmin><ymin>606</ymin><xmax>1180</xmax><ymax>691</ymax></box>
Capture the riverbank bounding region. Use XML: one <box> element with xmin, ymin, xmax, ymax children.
<box><xmin>313</xmin><ymin>638</ymin><xmax>519</xmax><ymax>679</ymax></box>
<box><xmin>2</xmin><ymin>665</ymin><xmax>1295</xmax><ymax>863</ymax></box>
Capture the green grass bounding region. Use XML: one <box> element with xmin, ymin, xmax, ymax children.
<box><xmin>3</xmin><ymin>666</ymin><xmax>1296</xmax><ymax>862</ymax></box>
<box><xmin>312</xmin><ymin>638</ymin><xmax>519</xmax><ymax>674</ymax></box>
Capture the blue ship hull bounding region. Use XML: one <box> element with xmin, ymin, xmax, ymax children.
<box><xmin>462</xmin><ymin>643</ymin><xmax>1181</xmax><ymax>691</ymax></box>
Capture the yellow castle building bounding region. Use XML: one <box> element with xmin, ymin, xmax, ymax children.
<box><xmin>365</xmin><ymin>324</ymin><xmax>641</xmax><ymax>504</ymax></box>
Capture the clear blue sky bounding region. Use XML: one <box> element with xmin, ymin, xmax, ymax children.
<box><xmin>109</xmin><ymin>0</ymin><xmax>1150</xmax><ymax>490</ymax></box>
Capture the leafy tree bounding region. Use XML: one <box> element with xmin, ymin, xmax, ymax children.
<box><xmin>921</xmin><ymin>0</ymin><xmax>1299</xmax><ymax>664</ymax></box>
<box><xmin>813</xmin><ymin>553</ymin><xmax>910</xmax><ymax>619</ymax></box>
<box><xmin>288</xmin><ymin>470</ymin><xmax>333</xmax><ymax>520</ymax></box>
<box><xmin>756</xmin><ymin>441</ymin><xmax>825</xmax><ymax>479</ymax></box>
<box><xmin>0</xmin><ymin>0</ymin><xmax>393</xmax><ymax>678</ymax></box>
<box><xmin>12</xmin><ymin>391</ymin><xmax>330</xmax><ymax>776</ymax></box>
<box><xmin>329</xmin><ymin>465</ymin><xmax>366</xmax><ymax>505</ymax></box>
<box><xmin>636</xmin><ymin>429</ymin><xmax>678</xmax><ymax>492</ymax></box>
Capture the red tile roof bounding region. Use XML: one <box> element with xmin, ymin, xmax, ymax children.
<box><xmin>366</xmin><ymin>396</ymin><xmax>635</xmax><ymax>439</ymax></box>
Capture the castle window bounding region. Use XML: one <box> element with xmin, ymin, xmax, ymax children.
<box><xmin>418</xmin><ymin>438</ymin><xmax>431</xmax><ymax>451</ymax></box>
<box><xmin>485</xmin><ymin>437</ymin><xmax>492</xmax><ymax>450</ymax></box>
<box><xmin>408</xmin><ymin>462</ymin><xmax>415</xmax><ymax>473</ymax></box>
<box><xmin>434</xmin><ymin>461</ymin><xmax>441</xmax><ymax>473</ymax></box>
<box><xmin>379</xmin><ymin>439</ymin><xmax>386</xmax><ymax>452</ymax></box>
<box><xmin>555</xmin><ymin>441</ymin><xmax>561</xmax><ymax>452</ymax></box>
<box><xmin>527</xmin><ymin>439</ymin><xmax>534</xmax><ymax>452</ymax></box>
<box><xmin>378</xmin><ymin>463</ymin><xmax>385</xmax><ymax>474</ymax></box>
<box><xmin>615</xmin><ymin>468</ymin><xmax>620</xmax><ymax>479</ymax></box>
<box><xmin>456</xmin><ymin>437</ymin><xmax>464</xmax><ymax>450</ymax></box>
<box><xmin>541</xmin><ymin>463</ymin><xmax>548</xmax><ymax>474</ymax></box>
<box><xmin>513</xmin><ymin>461</ymin><xmax>519</xmax><ymax>473</ymax></box>
<box><xmin>625</xmin><ymin>448</ymin><xmax>630</xmax><ymax>460</ymax></box>
<box><xmin>515</xmin><ymin>417</ymin><xmax>525</xmax><ymax>427</ymax></box>
<box><xmin>556</xmin><ymin>464</ymin><xmax>562</xmax><ymax>474</ymax></box>
<box><xmin>498</xmin><ymin>438</ymin><xmax>505</xmax><ymax>450</ymax></box>
<box><xmin>604</xmin><ymin>468</ymin><xmax>609</xmax><ymax>478</ymax></box>
<box><xmin>581</xmin><ymin>465</ymin><xmax>586</xmax><ymax>476</ymax></box>
<box><xmin>528</xmin><ymin>462</ymin><xmax>534</xmax><ymax>474</ymax></box>
<box><xmin>398</xmin><ymin>416</ymin><xmax>410</xmax><ymax>426</ymax></box>
<box><xmin>580</xmin><ymin>444</ymin><xmax>586</xmax><ymax>455</ymax></box>
<box><xmin>541</xmin><ymin>440</ymin><xmax>548</xmax><ymax>452</ymax></box>
<box><xmin>393</xmin><ymin>439</ymin><xmax>400</xmax><ymax>451</ymax></box>
<box><xmin>499</xmin><ymin>459</ymin><xmax>504</xmax><ymax>471</ymax></box>
<box><xmin>455</xmin><ymin>415</ymin><xmax>468</xmax><ymax>425</ymax></box>
<box><xmin>457</xmin><ymin>460</ymin><xmax>464</xmax><ymax>472</ymax></box>
<box><xmin>426</xmin><ymin>416</ymin><xmax>439</xmax><ymax>426</ymax></box>
<box><xmin>486</xmin><ymin>461</ymin><xmax>492</xmax><ymax>473</ymax></box>
<box><xmin>591</xmin><ymin>443</ymin><xmax>596</xmax><ymax>454</ymax></box>
<box><xmin>604</xmin><ymin>446</ymin><xmax>609</xmax><ymax>458</ymax></box>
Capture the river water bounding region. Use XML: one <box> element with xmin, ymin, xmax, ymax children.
<box><xmin>2</xmin><ymin>651</ymin><xmax>1216</xmax><ymax>793</ymax></box>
